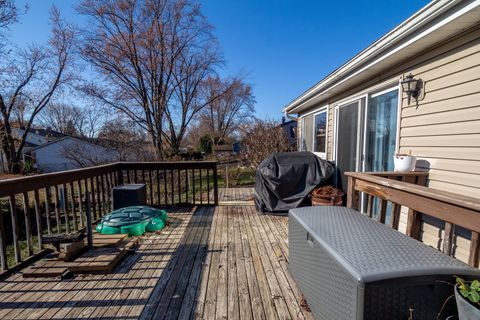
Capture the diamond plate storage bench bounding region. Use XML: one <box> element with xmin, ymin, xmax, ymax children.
<box><xmin>288</xmin><ymin>206</ymin><xmax>480</xmax><ymax>320</ymax></box>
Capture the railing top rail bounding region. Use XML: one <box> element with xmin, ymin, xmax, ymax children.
<box><xmin>119</xmin><ymin>161</ymin><xmax>217</xmax><ymax>170</ymax></box>
<box><xmin>345</xmin><ymin>172</ymin><xmax>480</xmax><ymax>212</ymax></box>
<box><xmin>0</xmin><ymin>161</ymin><xmax>218</xmax><ymax>198</ymax></box>
<box><xmin>367</xmin><ymin>171</ymin><xmax>429</xmax><ymax>177</ymax></box>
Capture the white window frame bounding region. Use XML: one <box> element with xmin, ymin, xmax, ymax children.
<box><xmin>312</xmin><ymin>107</ymin><xmax>328</xmax><ymax>159</ymax></box>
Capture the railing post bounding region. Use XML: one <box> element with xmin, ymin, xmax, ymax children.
<box><xmin>346</xmin><ymin>175</ymin><xmax>356</xmax><ymax>209</ymax></box>
<box><xmin>213</xmin><ymin>162</ymin><xmax>219</xmax><ymax>206</ymax></box>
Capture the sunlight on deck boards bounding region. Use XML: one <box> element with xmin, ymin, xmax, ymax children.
<box><xmin>0</xmin><ymin>188</ymin><xmax>312</xmax><ymax>320</ymax></box>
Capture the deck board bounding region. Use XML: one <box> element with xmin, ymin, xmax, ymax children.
<box><xmin>0</xmin><ymin>188</ymin><xmax>312</xmax><ymax>319</ymax></box>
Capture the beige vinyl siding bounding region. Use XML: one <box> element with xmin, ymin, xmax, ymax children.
<box><xmin>297</xmin><ymin>24</ymin><xmax>480</xmax><ymax>265</ymax></box>
<box><xmin>397</xmin><ymin>27</ymin><xmax>480</xmax><ymax>265</ymax></box>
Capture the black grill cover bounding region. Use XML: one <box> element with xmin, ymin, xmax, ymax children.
<box><xmin>254</xmin><ymin>152</ymin><xmax>335</xmax><ymax>213</ymax></box>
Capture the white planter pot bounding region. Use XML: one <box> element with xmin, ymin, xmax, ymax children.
<box><xmin>455</xmin><ymin>284</ymin><xmax>480</xmax><ymax>320</ymax></box>
<box><xmin>393</xmin><ymin>155</ymin><xmax>417</xmax><ymax>172</ymax></box>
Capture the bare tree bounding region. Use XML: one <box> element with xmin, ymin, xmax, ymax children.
<box><xmin>98</xmin><ymin>117</ymin><xmax>152</xmax><ymax>161</ymax></box>
<box><xmin>78</xmin><ymin>0</ymin><xmax>218</xmax><ymax>160</ymax></box>
<box><xmin>199</xmin><ymin>76</ymin><xmax>255</xmax><ymax>146</ymax></box>
<box><xmin>59</xmin><ymin>139</ymin><xmax>116</xmax><ymax>168</ymax></box>
<box><xmin>0</xmin><ymin>0</ymin><xmax>19</xmax><ymax>29</ymax></box>
<box><xmin>241</xmin><ymin>119</ymin><xmax>293</xmax><ymax>167</ymax></box>
<box><xmin>162</xmin><ymin>41</ymin><xmax>222</xmax><ymax>156</ymax></box>
<box><xmin>0</xmin><ymin>7</ymin><xmax>76</xmax><ymax>173</ymax></box>
<box><xmin>38</xmin><ymin>103</ymin><xmax>82</xmax><ymax>135</ymax></box>
<box><xmin>38</xmin><ymin>103</ymin><xmax>106</xmax><ymax>138</ymax></box>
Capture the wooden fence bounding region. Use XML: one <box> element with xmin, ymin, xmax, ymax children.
<box><xmin>0</xmin><ymin>161</ymin><xmax>218</xmax><ymax>273</ymax></box>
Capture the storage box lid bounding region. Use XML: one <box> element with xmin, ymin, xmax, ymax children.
<box><xmin>113</xmin><ymin>184</ymin><xmax>146</xmax><ymax>191</ymax></box>
<box><xmin>289</xmin><ymin>206</ymin><xmax>480</xmax><ymax>283</ymax></box>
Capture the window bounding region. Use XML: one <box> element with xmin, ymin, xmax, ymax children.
<box><xmin>313</xmin><ymin>110</ymin><xmax>327</xmax><ymax>157</ymax></box>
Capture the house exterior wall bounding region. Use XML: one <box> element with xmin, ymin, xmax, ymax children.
<box><xmin>33</xmin><ymin>138</ymin><xmax>116</xmax><ymax>173</ymax></box>
<box><xmin>296</xmin><ymin>24</ymin><xmax>480</xmax><ymax>265</ymax></box>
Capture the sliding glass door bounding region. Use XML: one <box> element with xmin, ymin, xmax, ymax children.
<box><xmin>364</xmin><ymin>90</ymin><xmax>398</xmax><ymax>172</ymax></box>
<box><xmin>335</xmin><ymin>100</ymin><xmax>362</xmax><ymax>190</ymax></box>
<box><xmin>335</xmin><ymin>87</ymin><xmax>399</xmax><ymax>192</ymax></box>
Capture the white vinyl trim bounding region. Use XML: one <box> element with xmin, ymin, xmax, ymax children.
<box><xmin>312</xmin><ymin>107</ymin><xmax>328</xmax><ymax>159</ymax></box>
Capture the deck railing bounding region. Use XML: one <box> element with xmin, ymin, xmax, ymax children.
<box><xmin>346</xmin><ymin>171</ymin><xmax>480</xmax><ymax>267</ymax></box>
<box><xmin>0</xmin><ymin>161</ymin><xmax>218</xmax><ymax>273</ymax></box>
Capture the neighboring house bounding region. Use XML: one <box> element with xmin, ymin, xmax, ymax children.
<box><xmin>283</xmin><ymin>0</ymin><xmax>480</xmax><ymax>263</ymax></box>
<box><xmin>0</xmin><ymin>127</ymin><xmax>67</xmax><ymax>172</ymax></box>
<box><xmin>279</xmin><ymin>116</ymin><xmax>297</xmax><ymax>147</ymax></box>
<box><xmin>24</xmin><ymin>136</ymin><xmax>117</xmax><ymax>173</ymax></box>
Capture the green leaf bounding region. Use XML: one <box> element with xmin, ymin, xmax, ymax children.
<box><xmin>471</xmin><ymin>280</ymin><xmax>480</xmax><ymax>291</ymax></box>
<box><xmin>469</xmin><ymin>291</ymin><xmax>480</xmax><ymax>303</ymax></box>
<box><xmin>460</xmin><ymin>288</ymin><xmax>470</xmax><ymax>298</ymax></box>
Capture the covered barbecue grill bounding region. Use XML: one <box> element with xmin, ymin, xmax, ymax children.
<box><xmin>254</xmin><ymin>152</ymin><xmax>335</xmax><ymax>213</ymax></box>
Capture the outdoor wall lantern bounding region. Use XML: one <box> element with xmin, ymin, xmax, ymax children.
<box><xmin>400</xmin><ymin>74</ymin><xmax>421</xmax><ymax>104</ymax></box>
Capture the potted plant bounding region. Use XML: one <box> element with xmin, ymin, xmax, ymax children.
<box><xmin>455</xmin><ymin>277</ymin><xmax>480</xmax><ymax>320</ymax></box>
<box><xmin>310</xmin><ymin>186</ymin><xmax>344</xmax><ymax>206</ymax></box>
<box><xmin>394</xmin><ymin>150</ymin><xmax>417</xmax><ymax>172</ymax></box>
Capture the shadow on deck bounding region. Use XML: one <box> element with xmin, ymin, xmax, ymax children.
<box><xmin>0</xmin><ymin>188</ymin><xmax>312</xmax><ymax>320</ymax></box>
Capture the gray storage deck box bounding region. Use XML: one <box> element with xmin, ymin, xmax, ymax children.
<box><xmin>112</xmin><ymin>184</ymin><xmax>147</xmax><ymax>210</ymax></box>
<box><xmin>289</xmin><ymin>206</ymin><xmax>480</xmax><ymax>320</ymax></box>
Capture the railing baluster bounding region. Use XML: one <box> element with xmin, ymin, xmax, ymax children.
<box><xmin>156</xmin><ymin>170</ymin><xmax>161</xmax><ymax>205</ymax></box>
<box><xmin>105</xmin><ymin>173</ymin><xmax>112</xmax><ymax>211</ymax></box>
<box><xmin>443</xmin><ymin>222</ymin><xmax>454</xmax><ymax>256</ymax></box>
<box><xmin>199</xmin><ymin>169</ymin><xmax>203</xmax><ymax>205</ymax></box>
<box><xmin>134</xmin><ymin>170</ymin><xmax>138</xmax><ymax>183</ymax></box>
<box><xmin>126</xmin><ymin>169</ymin><xmax>131</xmax><ymax>184</ymax></box>
<box><xmin>69</xmin><ymin>182</ymin><xmax>77</xmax><ymax>231</ymax></box>
<box><xmin>163</xmin><ymin>169</ymin><xmax>168</xmax><ymax>205</ymax></box>
<box><xmin>469</xmin><ymin>231</ymin><xmax>479</xmax><ymax>268</ymax></box>
<box><xmin>92</xmin><ymin>176</ymin><xmax>103</xmax><ymax>218</ymax></box>
<box><xmin>9</xmin><ymin>195</ymin><xmax>20</xmax><ymax>264</ymax></box>
<box><xmin>148</xmin><ymin>169</ymin><xmax>153</xmax><ymax>205</ymax></box>
<box><xmin>177</xmin><ymin>169</ymin><xmax>181</xmax><ymax>204</ymax></box>
<box><xmin>366</xmin><ymin>195</ymin><xmax>373</xmax><ymax>218</ymax></box>
<box><xmin>378</xmin><ymin>199</ymin><xmax>387</xmax><ymax>224</ymax></box>
<box><xmin>99</xmin><ymin>175</ymin><xmax>105</xmax><ymax>216</ymax></box>
<box><xmin>390</xmin><ymin>203</ymin><xmax>401</xmax><ymax>230</ymax></box>
<box><xmin>0</xmin><ymin>205</ymin><xmax>7</xmax><ymax>271</ymax></box>
<box><xmin>54</xmin><ymin>185</ymin><xmax>61</xmax><ymax>233</ymax></box>
<box><xmin>192</xmin><ymin>169</ymin><xmax>196</xmax><ymax>205</ymax></box>
<box><xmin>22</xmin><ymin>192</ymin><xmax>33</xmax><ymax>257</ymax></box>
<box><xmin>33</xmin><ymin>189</ymin><xmax>43</xmax><ymax>250</ymax></box>
<box><xmin>77</xmin><ymin>180</ymin><xmax>84</xmax><ymax>227</ymax></box>
<box><xmin>62</xmin><ymin>183</ymin><xmax>70</xmax><ymax>233</ymax></box>
<box><xmin>170</xmin><ymin>170</ymin><xmax>174</xmax><ymax>204</ymax></box>
<box><xmin>89</xmin><ymin>178</ymin><xmax>97</xmax><ymax>220</ymax></box>
<box><xmin>44</xmin><ymin>187</ymin><xmax>52</xmax><ymax>234</ymax></box>
<box><xmin>207</xmin><ymin>169</ymin><xmax>210</xmax><ymax>205</ymax></box>
<box><xmin>213</xmin><ymin>164</ymin><xmax>218</xmax><ymax>206</ymax></box>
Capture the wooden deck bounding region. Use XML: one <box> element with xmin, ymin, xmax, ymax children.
<box><xmin>0</xmin><ymin>188</ymin><xmax>313</xmax><ymax>320</ymax></box>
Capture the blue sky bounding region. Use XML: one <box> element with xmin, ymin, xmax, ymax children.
<box><xmin>8</xmin><ymin>0</ymin><xmax>430</xmax><ymax>119</ymax></box>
